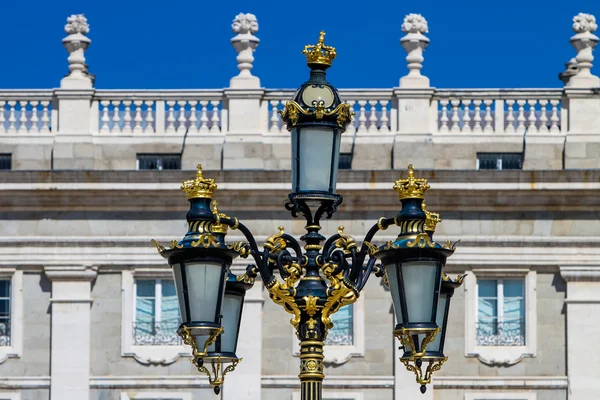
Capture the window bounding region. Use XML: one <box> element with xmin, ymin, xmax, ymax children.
<box><xmin>477</xmin><ymin>279</ymin><xmax>525</xmax><ymax>346</ymax></box>
<box><xmin>338</xmin><ymin>153</ymin><xmax>353</xmax><ymax>170</ymax></box>
<box><xmin>0</xmin><ymin>154</ymin><xmax>11</xmax><ymax>170</ymax></box>
<box><xmin>134</xmin><ymin>279</ymin><xmax>181</xmax><ymax>346</ymax></box>
<box><xmin>0</xmin><ymin>280</ymin><xmax>10</xmax><ymax>346</ymax></box>
<box><xmin>325</xmin><ymin>304</ymin><xmax>353</xmax><ymax>345</ymax></box>
<box><xmin>0</xmin><ymin>270</ymin><xmax>22</xmax><ymax>364</ymax></box>
<box><xmin>476</xmin><ymin>152</ymin><xmax>523</xmax><ymax>170</ymax></box>
<box><xmin>121</xmin><ymin>270</ymin><xmax>188</xmax><ymax>365</ymax></box>
<box><xmin>464</xmin><ymin>393</ymin><xmax>536</xmax><ymax>400</ymax></box>
<box><xmin>120</xmin><ymin>393</ymin><xmax>191</xmax><ymax>400</ymax></box>
<box><xmin>136</xmin><ymin>154</ymin><xmax>181</xmax><ymax>170</ymax></box>
<box><xmin>464</xmin><ymin>269</ymin><xmax>536</xmax><ymax>366</ymax></box>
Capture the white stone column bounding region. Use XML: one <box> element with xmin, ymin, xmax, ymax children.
<box><xmin>223</xmin><ymin>283</ymin><xmax>264</xmax><ymax>400</ymax></box>
<box><xmin>560</xmin><ymin>266</ymin><xmax>600</xmax><ymax>400</ymax></box>
<box><xmin>45</xmin><ymin>265</ymin><xmax>97</xmax><ymax>400</ymax></box>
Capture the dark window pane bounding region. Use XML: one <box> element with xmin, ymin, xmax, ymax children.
<box><xmin>0</xmin><ymin>280</ymin><xmax>10</xmax><ymax>298</ymax></box>
<box><xmin>137</xmin><ymin>154</ymin><xmax>181</xmax><ymax>170</ymax></box>
<box><xmin>338</xmin><ymin>153</ymin><xmax>352</xmax><ymax>170</ymax></box>
<box><xmin>477</xmin><ymin>152</ymin><xmax>523</xmax><ymax>170</ymax></box>
<box><xmin>0</xmin><ymin>154</ymin><xmax>11</xmax><ymax>170</ymax></box>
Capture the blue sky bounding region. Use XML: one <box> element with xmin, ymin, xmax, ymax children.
<box><xmin>0</xmin><ymin>0</ymin><xmax>598</xmax><ymax>89</ymax></box>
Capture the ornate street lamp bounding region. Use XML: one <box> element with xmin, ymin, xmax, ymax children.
<box><xmin>153</xmin><ymin>32</ymin><xmax>458</xmax><ymax>399</ymax></box>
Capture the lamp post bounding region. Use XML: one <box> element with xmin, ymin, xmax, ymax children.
<box><xmin>153</xmin><ymin>32</ymin><xmax>462</xmax><ymax>399</ymax></box>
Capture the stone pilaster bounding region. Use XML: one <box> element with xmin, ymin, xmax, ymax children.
<box><xmin>223</xmin><ymin>283</ymin><xmax>264</xmax><ymax>400</ymax></box>
<box><xmin>45</xmin><ymin>265</ymin><xmax>97</xmax><ymax>400</ymax></box>
<box><xmin>560</xmin><ymin>266</ymin><xmax>600</xmax><ymax>400</ymax></box>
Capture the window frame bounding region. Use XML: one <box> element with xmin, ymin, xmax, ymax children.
<box><xmin>133</xmin><ymin>278</ymin><xmax>181</xmax><ymax>347</ymax></box>
<box><xmin>0</xmin><ymin>269</ymin><xmax>22</xmax><ymax>364</ymax></box>
<box><xmin>292</xmin><ymin>295</ymin><xmax>365</xmax><ymax>365</ymax></box>
<box><xmin>475</xmin><ymin>278</ymin><xmax>526</xmax><ymax>347</ymax></box>
<box><xmin>121</xmin><ymin>269</ymin><xmax>188</xmax><ymax>365</ymax></box>
<box><xmin>464</xmin><ymin>268</ymin><xmax>537</xmax><ymax>366</ymax></box>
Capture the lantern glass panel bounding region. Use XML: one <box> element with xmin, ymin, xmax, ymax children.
<box><xmin>292</xmin><ymin>127</ymin><xmax>340</xmax><ymax>193</ymax></box>
<box><xmin>172</xmin><ymin>261</ymin><xmax>225</xmax><ymax>323</ymax></box>
<box><xmin>219</xmin><ymin>291</ymin><xmax>244</xmax><ymax>353</ymax></box>
<box><xmin>428</xmin><ymin>291</ymin><xmax>449</xmax><ymax>353</ymax></box>
<box><xmin>401</xmin><ymin>261</ymin><xmax>439</xmax><ymax>323</ymax></box>
<box><xmin>385</xmin><ymin>263</ymin><xmax>403</xmax><ymax>325</ymax></box>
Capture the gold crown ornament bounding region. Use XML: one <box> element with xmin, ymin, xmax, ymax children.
<box><xmin>393</xmin><ymin>165</ymin><xmax>430</xmax><ymax>200</ymax></box>
<box><xmin>181</xmin><ymin>165</ymin><xmax>218</xmax><ymax>200</ymax></box>
<box><xmin>302</xmin><ymin>31</ymin><xmax>337</xmax><ymax>67</ymax></box>
<box><xmin>422</xmin><ymin>201</ymin><xmax>441</xmax><ymax>232</ymax></box>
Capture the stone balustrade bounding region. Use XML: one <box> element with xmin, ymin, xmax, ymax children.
<box><xmin>0</xmin><ymin>12</ymin><xmax>598</xmax><ymax>171</ymax></box>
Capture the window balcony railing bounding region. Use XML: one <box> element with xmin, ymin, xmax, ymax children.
<box><xmin>132</xmin><ymin>320</ymin><xmax>182</xmax><ymax>346</ymax></box>
<box><xmin>0</xmin><ymin>319</ymin><xmax>10</xmax><ymax>346</ymax></box>
<box><xmin>476</xmin><ymin>319</ymin><xmax>525</xmax><ymax>346</ymax></box>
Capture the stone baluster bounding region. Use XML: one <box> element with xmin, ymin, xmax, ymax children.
<box><xmin>110</xmin><ymin>101</ymin><xmax>121</xmax><ymax>133</ymax></box>
<box><xmin>380</xmin><ymin>100</ymin><xmax>390</xmax><ymax>132</ymax></box>
<box><xmin>527</xmin><ymin>99</ymin><xmax>538</xmax><ymax>133</ymax></box>
<box><xmin>439</xmin><ymin>99</ymin><xmax>449</xmax><ymax>132</ymax></box>
<box><xmin>199</xmin><ymin>101</ymin><xmax>210</xmax><ymax>133</ymax></box>
<box><xmin>357</xmin><ymin>101</ymin><xmax>367</xmax><ymax>133</ymax></box>
<box><xmin>7</xmin><ymin>101</ymin><xmax>16</xmax><ymax>133</ymax></box>
<box><xmin>187</xmin><ymin>101</ymin><xmax>198</xmax><ymax>134</ymax></box>
<box><xmin>450</xmin><ymin>99</ymin><xmax>460</xmax><ymax>132</ymax></box>
<box><xmin>399</xmin><ymin>14</ymin><xmax>430</xmax><ymax>88</ymax></box>
<box><xmin>0</xmin><ymin>101</ymin><xmax>6</xmax><ymax>133</ymax></box>
<box><xmin>538</xmin><ymin>99</ymin><xmax>549</xmax><ymax>133</ymax></box>
<box><xmin>483</xmin><ymin>100</ymin><xmax>494</xmax><ymax>132</ymax></box>
<box><xmin>144</xmin><ymin>101</ymin><xmax>155</xmax><ymax>133</ymax></box>
<box><xmin>368</xmin><ymin>100</ymin><xmax>378</xmax><ymax>132</ymax></box>
<box><xmin>505</xmin><ymin>100</ymin><xmax>516</xmax><ymax>133</ymax></box>
<box><xmin>549</xmin><ymin>100</ymin><xmax>560</xmax><ymax>132</ymax></box>
<box><xmin>269</xmin><ymin>100</ymin><xmax>281</xmax><ymax>133</ymax></box>
<box><xmin>462</xmin><ymin>99</ymin><xmax>472</xmax><ymax>133</ymax></box>
<box><xmin>99</xmin><ymin>101</ymin><xmax>110</xmax><ymax>133</ymax></box>
<box><xmin>230</xmin><ymin>13</ymin><xmax>260</xmax><ymax>88</ymax></box>
<box><xmin>210</xmin><ymin>100</ymin><xmax>221</xmax><ymax>133</ymax></box>
<box><xmin>516</xmin><ymin>100</ymin><xmax>526</xmax><ymax>133</ymax></box>
<box><xmin>176</xmin><ymin>101</ymin><xmax>187</xmax><ymax>134</ymax></box>
<box><xmin>165</xmin><ymin>101</ymin><xmax>176</xmax><ymax>134</ymax></box>
<box><xmin>472</xmin><ymin>100</ymin><xmax>482</xmax><ymax>132</ymax></box>
<box><xmin>122</xmin><ymin>101</ymin><xmax>132</xmax><ymax>134</ymax></box>
<box><xmin>61</xmin><ymin>14</ymin><xmax>93</xmax><ymax>89</ymax></box>
<box><xmin>30</xmin><ymin>101</ymin><xmax>39</xmax><ymax>133</ymax></box>
<box><xmin>18</xmin><ymin>101</ymin><xmax>28</xmax><ymax>133</ymax></box>
<box><xmin>132</xmin><ymin>101</ymin><xmax>143</xmax><ymax>133</ymax></box>
<box><xmin>40</xmin><ymin>101</ymin><xmax>50</xmax><ymax>134</ymax></box>
<box><xmin>567</xmin><ymin>13</ymin><xmax>599</xmax><ymax>87</ymax></box>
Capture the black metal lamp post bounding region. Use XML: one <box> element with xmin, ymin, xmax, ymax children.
<box><xmin>152</xmin><ymin>32</ymin><xmax>459</xmax><ymax>399</ymax></box>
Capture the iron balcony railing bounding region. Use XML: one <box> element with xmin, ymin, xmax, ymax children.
<box><xmin>476</xmin><ymin>319</ymin><xmax>525</xmax><ymax>346</ymax></box>
<box><xmin>0</xmin><ymin>319</ymin><xmax>10</xmax><ymax>346</ymax></box>
<box><xmin>133</xmin><ymin>320</ymin><xmax>181</xmax><ymax>346</ymax></box>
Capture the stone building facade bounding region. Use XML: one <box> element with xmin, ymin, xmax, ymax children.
<box><xmin>0</xmin><ymin>11</ymin><xmax>599</xmax><ymax>400</ymax></box>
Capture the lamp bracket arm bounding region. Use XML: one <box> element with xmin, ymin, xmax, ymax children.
<box><xmin>356</xmin><ymin>216</ymin><xmax>395</xmax><ymax>266</ymax></box>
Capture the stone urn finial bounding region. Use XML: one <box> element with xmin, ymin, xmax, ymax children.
<box><xmin>230</xmin><ymin>13</ymin><xmax>260</xmax><ymax>88</ymax></box>
<box><xmin>568</xmin><ymin>13</ymin><xmax>599</xmax><ymax>87</ymax></box>
<box><xmin>61</xmin><ymin>14</ymin><xmax>93</xmax><ymax>89</ymax></box>
<box><xmin>399</xmin><ymin>13</ymin><xmax>430</xmax><ymax>88</ymax></box>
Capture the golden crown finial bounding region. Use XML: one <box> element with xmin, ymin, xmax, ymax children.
<box><xmin>392</xmin><ymin>164</ymin><xmax>430</xmax><ymax>200</ymax></box>
<box><xmin>422</xmin><ymin>201</ymin><xmax>441</xmax><ymax>232</ymax></box>
<box><xmin>302</xmin><ymin>30</ymin><xmax>337</xmax><ymax>67</ymax></box>
<box><xmin>180</xmin><ymin>164</ymin><xmax>218</xmax><ymax>200</ymax></box>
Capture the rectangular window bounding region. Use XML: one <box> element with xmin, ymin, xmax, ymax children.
<box><xmin>477</xmin><ymin>279</ymin><xmax>525</xmax><ymax>346</ymax></box>
<box><xmin>476</xmin><ymin>152</ymin><xmax>523</xmax><ymax>170</ymax></box>
<box><xmin>136</xmin><ymin>154</ymin><xmax>181</xmax><ymax>170</ymax></box>
<box><xmin>338</xmin><ymin>153</ymin><xmax>353</xmax><ymax>170</ymax></box>
<box><xmin>325</xmin><ymin>304</ymin><xmax>353</xmax><ymax>346</ymax></box>
<box><xmin>134</xmin><ymin>279</ymin><xmax>181</xmax><ymax>346</ymax></box>
<box><xmin>0</xmin><ymin>280</ymin><xmax>10</xmax><ymax>346</ymax></box>
<box><xmin>0</xmin><ymin>154</ymin><xmax>11</xmax><ymax>170</ymax></box>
